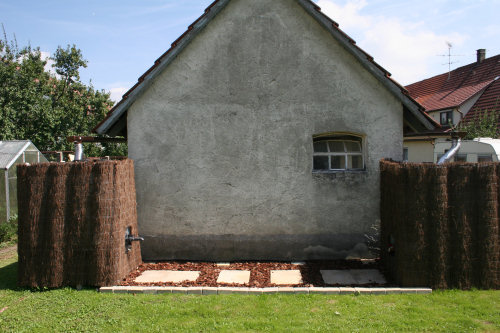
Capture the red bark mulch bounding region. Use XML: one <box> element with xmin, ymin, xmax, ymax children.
<box><xmin>120</xmin><ymin>259</ymin><xmax>387</xmax><ymax>288</ymax></box>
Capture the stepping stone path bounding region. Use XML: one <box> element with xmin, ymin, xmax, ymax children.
<box><xmin>109</xmin><ymin>265</ymin><xmax>432</xmax><ymax>294</ymax></box>
<box><xmin>134</xmin><ymin>270</ymin><xmax>200</xmax><ymax>283</ymax></box>
<box><xmin>270</xmin><ymin>270</ymin><xmax>303</xmax><ymax>285</ymax></box>
<box><xmin>217</xmin><ymin>270</ymin><xmax>251</xmax><ymax>284</ymax></box>
<box><xmin>134</xmin><ymin>268</ymin><xmax>386</xmax><ymax>285</ymax></box>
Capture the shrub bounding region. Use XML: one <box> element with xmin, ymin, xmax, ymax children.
<box><xmin>460</xmin><ymin>107</ymin><xmax>499</xmax><ymax>140</ymax></box>
<box><xmin>0</xmin><ymin>214</ymin><xmax>18</xmax><ymax>244</ymax></box>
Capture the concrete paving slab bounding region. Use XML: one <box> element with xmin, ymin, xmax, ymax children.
<box><xmin>187</xmin><ymin>287</ymin><xmax>203</xmax><ymax>295</ymax></box>
<box><xmin>293</xmin><ymin>287</ymin><xmax>310</xmax><ymax>294</ymax></box>
<box><xmin>218</xmin><ymin>287</ymin><xmax>249</xmax><ymax>294</ymax></box>
<box><xmin>141</xmin><ymin>287</ymin><xmax>158</xmax><ymax>294</ymax></box>
<box><xmin>399</xmin><ymin>288</ymin><xmax>418</xmax><ymax>294</ymax></box>
<box><xmin>354</xmin><ymin>287</ymin><xmax>372</xmax><ymax>294</ymax></box>
<box><xmin>156</xmin><ymin>287</ymin><xmax>173</xmax><ymax>294</ymax></box>
<box><xmin>415</xmin><ymin>288</ymin><xmax>432</xmax><ymax>294</ymax></box>
<box><xmin>126</xmin><ymin>286</ymin><xmax>152</xmax><ymax>294</ymax></box>
<box><xmin>309</xmin><ymin>287</ymin><xmax>341</xmax><ymax>294</ymax></box>
<box><xmin>278</xmin><ymin>287</ymin><xmax>296</xmax><ymax>294</ymax></box>
<box><xmin>216</xmin><ymin>262</ymin><xmax>231</xmax><ymax>267</ymax></box>
<box><xmin>112</xmin><ymin>286</ymin><xmax>130</xmax><ymax>294</ymax></box>
<box><xmin>385</xmin><ymin>288</ymin><xmax>403</xmax><ymax>294</ymax></box>
<box><xmin>99</xmin><ymin>287</ymin><xmax>113</xmax><ymax>293</ymax></box>
<box><xmin>134</xmin><ymin>270</ymin><xmax>200</xmax><ymax>283</ymax></box>
<box><xmin>248</xmin><ymin>288</ymin><xmax>264</xmax><ymax>294</ymax></box>
<box><xmin>270</xmin><ymin>270</ymin><xmax>302</xmax><ymax>285</ymax></box>
<box><xmin>170</xmin><ymin>287</ymin><xmax>188</xmax><ymax>294</ymax></box>
<box><xmin>370</xmin><ymin>288</ymin><xmax>386</xmax><ymax>295</ymax></box>
<box><xmin>261</xmin><ymin>287</ymin><xmax>279</xmax><ymax>293</ymax></box>
<box><xmin>320</xmin><ymin>270</ymin><xmax>357</xmax><ymax>285</ymax></box>
<box><xmin>202</xmin><ymin>287</ymin><xmax>219</xmax><ymax>295</ymax></box>
<box><xmin>349</xmin><ymin>269</ymin><xmax>387</xmax><ymax>284</ymax></box>
<box><xmin>217</xmin><ymin>270</ymin><xmax>251</xmax><ymax>284</ymax></box>
<box><xmin>339</xmin><ymin>287</ymin><xmax>356</xmax><ymax>295</ymax></box>
<box><xmin>100</xmin><ymin>285</ymin><xmax>431</xmax><ymax>295</ymax></box>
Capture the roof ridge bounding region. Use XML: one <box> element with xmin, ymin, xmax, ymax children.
<box><xmin>407</xmin><ymin>53</ymin><xmax>500</xmax><ymax>89</ymax></box>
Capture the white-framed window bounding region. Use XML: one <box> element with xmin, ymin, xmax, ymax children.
<box><xmin>403</xmin><ymin>148</ymin><xmax>409</xmax><ymax>162</ymax></box>
<box><xmin>313</xmin><ymin>134</ymin><xmax>364</xmax><ymax>171</ymax></box>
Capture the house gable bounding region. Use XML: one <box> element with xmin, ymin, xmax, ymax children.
<box><xmin>94</xmin><ymin>0</ymin><xmax>434</xmax><ymax>136</ymax></box>
<box><xmin>406</xmin><ymin>53</ymin><xmax>500</xmax><ymax>126</ymax></box>
<box><xmin>121</xmin><ymin>0</ymin><xmax>419</xmax><ymax>261</ymax></box>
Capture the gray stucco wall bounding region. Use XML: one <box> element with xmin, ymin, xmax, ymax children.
<box><xmin>128</xmin><ymin>0</ymin><xmax>403</xmax><ymax>261</ymax></box>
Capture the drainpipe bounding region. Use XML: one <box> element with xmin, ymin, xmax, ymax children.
<box><xmin>74</xmin><ymin>142</ymin><xmax>84</xmax><ymax>161</ymax></box>
<box><xmin>437</xmin><ymin>134</ymin><xmax>462</xmax><ymax>165</ymax></box>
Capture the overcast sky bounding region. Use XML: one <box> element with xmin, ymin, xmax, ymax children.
<box><xmin>1</xmin><ymin>0</ymin><xmax>499</xmax><ymax>102</ymax></box>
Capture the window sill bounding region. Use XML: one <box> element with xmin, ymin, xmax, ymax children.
<box><xmin>312</xmin><ymin>169</ymin><xmax>367</xmax><ymax>174</ymax></box>
<box><xmin>312</xmin><ymin>169</ymin><xmax>368</xmax><ymax>180</ymax></box>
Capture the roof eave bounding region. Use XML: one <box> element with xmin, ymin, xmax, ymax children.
<box><xmin>296</xmin><ymin>0</ymin><xmax>434</xmax><ymax>131</ymax></box>
<box><xmin>95</xmin><ymin>0</ymin><xmax>231</xmax><ymax>135</ymax></box>
<box><xmin>96</xmin><ymin>0</ymin><xmax>435</xmax><ymax>134</ymax></box>
<box><xmin>4</xmin><ymin>141</ymin><xmax>32</xmax><ymax>170</ymax></box>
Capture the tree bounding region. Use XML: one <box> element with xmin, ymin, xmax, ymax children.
<box><xmin>0</xmin><ymin>32</ymin><xmax>126</xmax><ymax>157</ymax></box>
<box><xmin>460</xmin><ymin>107</ymin><xmax>499</xmax><ymax>140</ymax></box>
<box><xmin>52</xmin><ymin>44</ymin><xmax>87</xmax><ymax>84</ymax></box>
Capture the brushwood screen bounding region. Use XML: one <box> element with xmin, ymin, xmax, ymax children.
<box><xmin>17</xmin><ymin>159</ymin><xmax>142</xmax><ymax>288</ymax></box>
<box><xmin>380</xmin><ymin>160</ymin><xmax>499</xmax><ymax>290</ymax></box>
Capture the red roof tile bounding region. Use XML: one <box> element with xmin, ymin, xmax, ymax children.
<box><xmin>406</xmin><ymin>54</ymin><xmax>500</xmax><ymax>112</ymax></box>
<box><xmin>462</xmin><ymin>77</ymin><xmax>500</xmax><ymax>131</ymax></box>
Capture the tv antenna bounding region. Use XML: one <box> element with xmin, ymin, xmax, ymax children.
<box><xmin>437</xmin><ymin>42</ymin><xmax>464</xmax><ymax>80</ymax></box>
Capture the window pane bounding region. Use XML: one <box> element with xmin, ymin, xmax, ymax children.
<box><xmin>328</xmin><ymin>141</ymin><xmax>345</xmax><ymax>152</ymax></box>
<box><xmin>455</xmin><ymin>154</ymin><xmax>467</xmax><ymax>162</ymax></box>
<box><xmin>348</xmin><ymin>155</ymin><xmax>363</xmax><ymax>169</ymax></box>
<box><xmin>403</xmin><ymin>148</ymin><xmax>409</xmax><ymax>162</ymax></box>
<box><xmin>313</xmin><ymin>156</ymin><xmax>329</xmax><ymax>170</ymax></box>
<box><xmin>478</xmin><ymin>155</ymin><xmax>493</xmax><ymax>162</ymax></box>
<box><xmin>331</xmin><ymin>156</ymin><xmax>345</xmax><ymax>169</ymax></box>
<box><xmin>24</xmin><ymin>151</ymin><xmax>39</xmax><ymax>164</ymax></box>
<box><xmin>440</xmin><ymin>111</ymin><xmax>452</xmax><ymax>126</ymax></box>
<box><xmin>313</xmin><ymin>141</ymin><xmax>328</xmax><ymax>152</ymax></box>
<box><xmin>345</xmin><ymin>141</ymin><xmax>361</xmax><ymax>152</ymax></box>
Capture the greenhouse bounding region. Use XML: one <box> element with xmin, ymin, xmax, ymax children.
<box><xmin>0</xmin><ymin>141</ymin><xmax>48</xmax><ymax>223</ymax></box>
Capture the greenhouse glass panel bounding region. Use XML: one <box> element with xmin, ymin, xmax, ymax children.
<box><xmin>25</xmin><ymin>151</ymin><xmax>40</xmax><ymax>164</ymax></box>
<box><xmin>0</xmin><ymin>171</ymin><xmax>6</xmax><ymax>224</ymax></box>
<box><xmin>0</xmin><ymin>140</ymin><xmax>48</xmax><ymax>223</ymax></box>
<box><xmin>8</xmin><ymin>177</ymin><xmax>17</xmax><ymax>217</ymax></box>
<box><xmin>8</xmin><ymin>155</ymin><xmax>24</xmax><ymax>178</ymax></box>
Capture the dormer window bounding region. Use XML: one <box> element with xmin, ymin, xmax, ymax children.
<box><xmin>313</xmin><ymin>134</ymin><xmax>364</xmax><ymax>171</ymax></box>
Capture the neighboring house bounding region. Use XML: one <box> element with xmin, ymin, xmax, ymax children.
<box><xmin>95</xmin><ymin>0</ymin><xmax>434</xmax><ymax>261</ymax></box>
<box><xmin>0</xmin><ymin>140</ymin><xmax>48</xmax><ymax>223</ymax></box>
<box><xmin>404</xmin><ymin>50</ymin><xmax>500</xmax><ymax>162</ymax></box>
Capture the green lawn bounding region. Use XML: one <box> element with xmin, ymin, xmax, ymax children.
<box><xmin>0</xmin><ymin>247</ymin><xmax>499</xmax><ymax>332</ymax></box>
